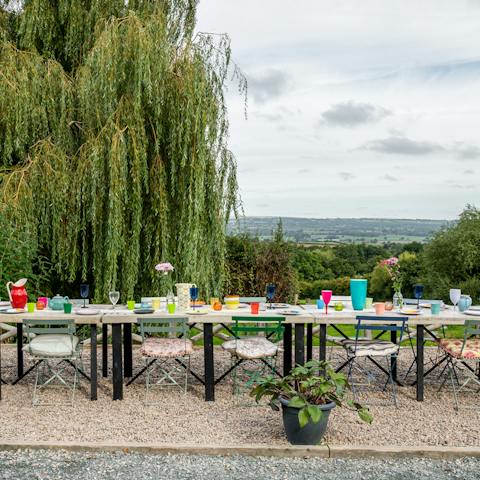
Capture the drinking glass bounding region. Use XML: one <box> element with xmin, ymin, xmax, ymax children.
<box><xmin>321</xmin><ymin>290</ymin><xmax>332</xmax><ymax>314</ymax></box>
<box><xmin>190</xmin><ymin>285</ymin><xmax>199</xmax><ymax>311</ymax></box>
<box><xmin>449</xmin><ymin>289</ymin><xmax>461</xmax><ymax>311</ymax></box>
<box><xmin>414</xmin><ymin>284</ymin><xmax>424</xmax><ymax>308</ymax></box>
<box><xmin>109</xmin><ymin>290</ymin><xmax>120</xmax><ymax>310</ymax></box>
<box><xmin>266</xmin><ymin>283</ymin><xmax>276</xmax><ymax>309</ymax></box>
<box><xmin>80</xmin><ymin>283</ymin><xmax>89</xmax><ymax>308</ymax></box>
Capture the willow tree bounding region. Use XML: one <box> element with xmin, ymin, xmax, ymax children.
<box><xmin>0</xmin><ymin>0</ymin><xmax>245</xmax><ymax>301</ymax></box>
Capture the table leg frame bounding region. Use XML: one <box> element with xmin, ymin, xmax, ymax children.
<box><xmin>90</xmin><ymin>324</ymin><xmax>98</xmax><ymax>401</ymax></box>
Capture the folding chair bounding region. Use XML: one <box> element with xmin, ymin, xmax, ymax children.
<box><xmin>342</xmin><ymin>315</ymin><xmax>407</xmax><ymax>407</ymax></box>
<box><xmin>222</xmin><ymin>316</ymin><xmax>284</xmax><ymax>398</ymax></box>
<box><xmin>438</xmin><ymin>319</ymin><xmax>480</xmax><ymax>410</ymax></box>
<box><xmin>23</xmin><ymin>319</ymin><xmax>81</xmax><ymax>406</ymax></box>
<box><xmin>138</xmin><ymin>317</ymin><xmax>192</xmax><ymax>404</ymax></box>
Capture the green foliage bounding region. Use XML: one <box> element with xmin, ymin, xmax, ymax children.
<box><xmin>0</xmin><ymin>208</ymin><xmax>52</xmax><ymax>300</ymax></box>
<box><xmin>251</xmin><ymin>360</ymin><xmax>372</xmax><ymax>427</ymax></box>
<box><xmin>255</xmin><ymin>220</ymin><xmax>297</xmax><ymax>302</ymax></box>
<box><xmin>0</xmin><ymin>1</ymin><xmax>244</xmax><ymax>301</ymax></box>
<box><xmin>422</xmin><ymin>205</ymin><xmax>480</xmax><ymax>302</ymax></box>
<box><xmin>225</xmin><ymin>220</ymin><xmax>298</xmax><ymax>302</ymax></box>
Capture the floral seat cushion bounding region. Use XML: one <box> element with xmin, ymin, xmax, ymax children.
<box><xmin>340</xmin><ymin>339</ymin><xmax>399</xmax><ymax>357</ymax></box>
<box><xmin>439</xmin><ymin>338</ymin><xmax>480</xmax><ymax>359</ymax></box>
<box><xmin>140</xmin><ymin>338</ymin><xmax>193</xmax><ymax>358</ymax></box>
<box><xmin>222</xmin><ymin>336</ymin><xmax>278</xmax><ymax>359</ymax></box>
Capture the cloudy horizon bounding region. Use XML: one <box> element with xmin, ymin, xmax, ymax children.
<box><xmin>197</xmin><ymin>0</ymin><xmax>480</xmax><ymax>220</ymax></box>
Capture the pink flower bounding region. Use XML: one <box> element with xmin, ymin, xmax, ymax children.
<box><xmin>155</xmin><ymin>262</ymin><xmax>174</xmax><ymax>273</ymax></box>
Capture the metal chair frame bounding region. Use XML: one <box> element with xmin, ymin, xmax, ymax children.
<box><xmin>138</xmin><ymin>317</ymin><xmax>191</xmax><ymax>405</ymax></box>
<box><xmin>229</xmin><ymin>316</ymin><xmax>284</xmax><ymax>398</ymax></box>
<box><xmin>438</xmin><ymin>319</ymin><xmax>480</xmax><ymax>410</ymax></box>
<box><xmin>345</xmin><ymin>315</ymin><xmax>407</xmax><ymax>407</ymax></box>
<box><xmin>23</xmin><ymin>319</ymin><xmax>81</xmax><ymax>406</ymax></box>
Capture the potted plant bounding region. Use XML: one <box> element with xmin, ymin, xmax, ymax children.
<box><xmin>251</xmin><ymin>360</ymin><xmax>372</xmax><ymax>445</ymax></box>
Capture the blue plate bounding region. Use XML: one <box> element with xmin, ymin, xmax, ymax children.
<box><xmin>133</xmin><ymin>308</ymin><xmax>154</xmax><ymax>314</ymax></box>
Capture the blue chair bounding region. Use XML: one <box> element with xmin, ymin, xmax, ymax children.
<box><xmin>341</xmin><ymin>315</ymin><xmax>407</xmax><ymax>407</ymax></box>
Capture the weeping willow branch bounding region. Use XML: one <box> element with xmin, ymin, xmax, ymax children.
<box><xmin>0</xmin><ymin>0</ymin><xmax>245</xmax><ymax>301</ymax></box>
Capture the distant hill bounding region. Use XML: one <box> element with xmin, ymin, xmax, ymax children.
<box><xmin>227</xmin><ymin>217</ymin><xmax>451</xmax><ymax>244</ymax></box>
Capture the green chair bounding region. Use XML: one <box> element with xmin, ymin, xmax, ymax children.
<box><xmin>222</xmin><ymin>316</ymin><xmax>284</xmax><ymax>397</ymax></box>
<box><xmin>438</xmin><ymin>319</ymin><xmax>480</xmax><ymax>410</ymax></box>
<box><xmin>23</xmin><ymin>319</ymin><xmax>81</xmax><ymax>406</ymax></box>
<box><xmin>138</xmin><ymin>317</ymin><xmax>192</xmax><ymax>404</ymax></box>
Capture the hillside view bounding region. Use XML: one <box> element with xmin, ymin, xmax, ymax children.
<box><xmin>228</xmin><ymin>217</ymin><xmax>450</xmax><ymax>244</ymax></box>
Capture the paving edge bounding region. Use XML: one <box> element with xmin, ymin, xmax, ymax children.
<box><xmin>0</xmin><ymin>441</ymin><xmax>480</xmax><ymax>459</ymax></box>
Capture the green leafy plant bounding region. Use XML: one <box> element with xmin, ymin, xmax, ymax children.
<box><xmin>251</xmin><ymin>360</ymin><xmax>373</xmax><ymax>428</ymax></box>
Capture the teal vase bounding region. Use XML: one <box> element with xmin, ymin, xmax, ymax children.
<box><xmin>350</xmin><ymin>279</ymin><xmax>368</xmax><ymax>311</ymax></box>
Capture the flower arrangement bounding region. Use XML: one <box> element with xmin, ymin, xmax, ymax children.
<box><xmin>380</xmin><ymin>257</ymin><xmax>403</xmax><ymax>304</ymax></box>
<box><xmin>155</xmin><ymin>262</ymin><xmax>174</xmax><ymax>275</ymax></box>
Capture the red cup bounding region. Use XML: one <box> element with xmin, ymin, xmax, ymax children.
<box><xmin>250</xmin><ymin>302</ymin><xmax>260</xmax><ymax>314</ymax></box>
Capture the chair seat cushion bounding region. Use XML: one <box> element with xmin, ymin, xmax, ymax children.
<box><xmin>340</xmin><ymin>339</ymin><xmax>399</xmax><ymax>357</ymax></box>
<box><xmin>439</xmin><ymin>338</ymin><xmax>480</xmax><ymax>359</ymax></box>
<box><xmin>222</xmin><ymin>336</ymin><xmax>278</xmax><ymax>359</ymax></box>
<box><xmin>140</xmin><ymin>338</ymin><xmax>193</xmax><ymax>358</ymax></box>
<box><xmin>24</xmin><ymin>334</ymin><xmax>80</xmax><ymax>357</ymax></box>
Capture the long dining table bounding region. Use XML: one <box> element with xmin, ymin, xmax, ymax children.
<box><xmin>0</xmin><ymin>305</ymin><xmax>472</xmax><ymax>402</ymax></box>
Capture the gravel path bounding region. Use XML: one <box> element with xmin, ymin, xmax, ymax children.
<box><xmin>0</xmin><ymin>345</ymin><xmax>479</xmax><ymax>447</ymax></box>
<box><xmin>0</xmin><ymin>449</ymin><xmax>479</xmax><ymax>480</ymax></box>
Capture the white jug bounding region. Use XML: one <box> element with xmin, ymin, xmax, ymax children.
<box><xmin>175</xmin><ymin>283</ymin><xmax>193</xmax><ymax>312</ymax></box>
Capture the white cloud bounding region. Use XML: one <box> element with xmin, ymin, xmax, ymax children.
<box><xmin>320</xmin><ymin>101</ymin><xmax>391</xmax><ymax>127</ymax></box>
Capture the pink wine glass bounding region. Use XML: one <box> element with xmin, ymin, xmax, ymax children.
<box><xmin>321</xmin><ymin>290</ymin><xmax>332</xmax><ymax>314</ymax></box>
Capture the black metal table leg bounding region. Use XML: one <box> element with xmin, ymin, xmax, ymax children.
<box><xmin>391</xmin><ymin>329</ymin><xmax>398</xmax><ymax>382</ymax></box>
<box><xmin>319</xmin><ymin>324</ymin><xmax>327</xmax><ymax>362</ymax></box>
<box><xmin>102</xmin><ymin>323</ymin><xmax>108</xmax><ymax>377</ymax></box>
<box><xmin>294</xmin><ymin>323</ymin><xmax>305</xmax><ymax>366</ymax></box>
<box><xmin>112</xmin><ymin>323</ymin><xmax>123</xmax><ymax>400</ymax></box>
<box><xmin>90</xmin><ymin>324</ymin><xmax>98</xmax><ymax>401</ymax></box>
<box><xmin>416</xmin><ymin>325</ymin><xmax>424</xmax><ymax>401</ymax></box>
<box><xmin>123</xmin><ymin>323</ymin><xmax>132</xmax><ymax>378</ymax></box>
<box><xmin>283</xmin><ymin>323</ymin><xmax>292</xmax><ymax>376</ymax></box>
<box><xmin>17</xmin><ymin>323</ymin><xmax>24</xmax><ymax>380</ymax></box>
<box><xmin>306</xmin><ymin>323</ymin><xmax>313</xmax><ymax>361</ymax></box>
<box><xmin>204</xmin><ymin>323</ymin><xmax>214</xmax><ymax>401</ymax></box>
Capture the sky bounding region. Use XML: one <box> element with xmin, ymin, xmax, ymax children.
<box><xmin>196</xmin><ymin>0</ymin><xmax>480</xmax><ymax>219</ymax></box>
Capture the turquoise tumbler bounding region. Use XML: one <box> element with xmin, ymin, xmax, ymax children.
<box><xmin>350</xmin><ymin>279</ymin><xmax>368</xmax><ymax>311</ymax></box>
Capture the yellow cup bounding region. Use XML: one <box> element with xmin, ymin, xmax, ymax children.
<box><xmin>224</xmin><ymin>295</ymin><xmax>239</xmax><ymax>310</ymax></box>
<box><xmin>210</xmin><ymin>297</ymin><xmax>220</xmax><ymax>308</ymax></box>
<box><xmin>151</xmin><ymin>298</ymin><xmax>161</xmax><ymax>310</ymax></box>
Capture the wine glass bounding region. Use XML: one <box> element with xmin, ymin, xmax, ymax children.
<box><xmin>414</xmin><ymin>284</ymin><xmax>424</xmax><ymax>309</ymax></box>
<box><xmin>190</xmin><ymin>285</ymin><xmax>199</xmax><ymax>311</ymax></box>
<box><xmin>321</xmin><ymin>290</ymin><xmax>332</xmax><ymax>314</ymax></box>
<box><xmin>109</xmin><ymin>290</ymin><xmax>120</xmax><ymax>310</ymax></box>
<box><xmin>449</xmin><ymin>288</ymin><xmax>461</xmax><ymax>311</ymax></box>
<box><xmin>80</xmin><ymin>283</ymin><xmax>89</xmax><ymax>308</ymax></box>
<box><xmin>266</xmin><ymin>283</ymin><xmax>276</xmax><ymax>309</ymax></box>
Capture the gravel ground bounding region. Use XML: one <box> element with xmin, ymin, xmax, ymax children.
<box><xmin>0</xmin><ymin>449</ymin><xmax>479</xmax><ymax>480</ymax></box>
<box><xmin>0</xmin><ymin>345</ymin><xmax>479</xmax><ymax>447</ymax></box>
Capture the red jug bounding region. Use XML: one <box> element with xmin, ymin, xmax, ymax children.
<box><xmin>6</xmin><ymin>278</ymin><xmax>28</xmax><ymax>309</ymax></box>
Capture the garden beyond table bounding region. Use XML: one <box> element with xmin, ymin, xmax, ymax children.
<box><xmin>0</xmin><ymin>311</ymin><xmax>101</xmax><ymax>400</ymax></box>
